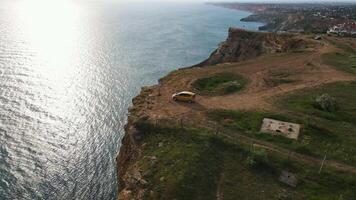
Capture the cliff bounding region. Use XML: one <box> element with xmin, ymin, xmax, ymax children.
<box><xmin>116</xmin><ymin>87</ymin><xmax>155</xmax><ymax>199</ymax></box>
<box><xmin>194</xmin><ymin>28</ymin><xmax>307</xmax><ymax>67</ymax></box>
<box><xmin>211</xmin><ymin>3</ymin><xmax>350</xmax><ymax>33</ymax></box>
<box><xmin>115</xmin><ymin>28</ymin><xmax>311</xmax><ymax>200</ymax></box>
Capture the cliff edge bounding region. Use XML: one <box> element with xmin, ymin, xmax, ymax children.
<box><xmin>115</xmin><ymin>28</ymin><xmax>329</xmax><ymax>200</ymax></box>
<box><xmin>194</xmin><ymin>28</ymin><xmax>307</xmax><ymax>67</ymax></box>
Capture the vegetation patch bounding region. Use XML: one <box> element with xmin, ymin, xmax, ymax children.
<box><xmin>266</xmin><ymin>78</ymin><xmax>297</xmax><ymax>87</ymax></box>
<box><xmin>136</xmin><ymin>123</ymin><xmax>356</xmax><ymax>199</ymax></box>
<box><xmin>321</xmin><ymin>52</ymin><xmax>356</xmax><ymax>74</ymax></box>
<box><xmin>280</xmin><ymin>81</ymin><xmax>356</xmax><ymax>165</ymax></box>
<box><xmin>313</xmin><ymin>93</ymin><xmax>339</xmax><ymax>112</ymax></box>
<box><xmin>192</xmin><ymin>72</ymin><xmax>248</xmax><ymax>95</ymax></box>
<box><xmin>266</xmin><ymin>70</ymin><xmax>298</xmax><ymax>87</ymax></box>
<box><xmin>207</xmin><ymin>110</ymin><xmax>304</xmax><ymax>152</ymax></box>
<box><xmin>246</xmin><ymin>149</ymin><xmax>270</xmax><ymax>168</ymax></box>
<box><xmin>207</xmin><ymin>82</ymin><xmax>356</xmax><ymax>165</ymax></box>
<box><xmin>322</xmin><ymin>39</ymin><xmax>356</xmax><ymax>74</ymax></box>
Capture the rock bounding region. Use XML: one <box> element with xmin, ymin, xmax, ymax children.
<box><xmin>193</xmin><ymin>28</ymin><xmax>308</xmax><ymax>68</ymax></box>
<box><xmin>150</xmin><ymin>161</ymin><xmax>157</xmax><ymax>168</ymax></box>
<box><xmin>160</xmin><ymin>177</ymin><xmax>165</xmax><ymax>182</ymax></box>
<box><xmin>126</xmin><ymin>177</ymin><xmax>138</xmax><ymax>190</ymax></box>
<box><xmin>137</xmin><ymin>189</ymin><xmax>147</xmax><ymax>199</ymax></box>
<box><xmin>150</xmin><ymin>190</ymin><xmax>155</xmax><ymax>198</ymax></box>
<box><xmin>134</xmin><ymin>134</ymin><xmax>143</xmax><ymax>141</ymax></box>
<box><xmin>124</xmin><ymin>167</ymin><xmax>144</xmax><ymax>190</ymax></box>
<box><xmin>139</xmin><ymin>179</ymin><xmax>148</xmax><ymax>186</ymax></box>
<box><xmin>118</xmin><ymin>189</ymin><xmax>132</xmax><ymax>200</ymax></box>
<box><xmin>132</xmin><ymin>169</ymin><xmax>142</xmax><ymax>180</ymax></box>
<box><xmin>148</xmin><ymin>156</ymin><xmax>158</xmax><ymax>167</ymax></box>
<box><xmin>143</xmin><ymin>169</ymin><xmax>153</xmax><ymax>177</ymax></box>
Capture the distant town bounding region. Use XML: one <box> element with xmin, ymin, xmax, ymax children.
<box><xmin>210</xmin><ymin>2</ymin><xmax>356</xmax><ymax>36</ymax></box>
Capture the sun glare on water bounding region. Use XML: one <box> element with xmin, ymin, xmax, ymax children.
<box><xmin>17</xmin><ymin>0</ymin><xmax>83</xmax><ymax>85</ymax></box>
<box><xmin>12</xmin><ymin>0</ymin><xmax>93</xmax><ymax>120</ymax></box>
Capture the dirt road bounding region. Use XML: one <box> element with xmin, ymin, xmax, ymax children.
<box><xmin>145</xmin><ymin>39</ymin><xmax>355</xmax><ymax>119</ymax></box>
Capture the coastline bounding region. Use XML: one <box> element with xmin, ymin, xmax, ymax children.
<box><xmin>115</xmin><ymin>5</ymin><xmax>267</xmax><ymax>199</ymax></box>
<box><xmin>116</xmin><ymin>26</ymin><xmax>356</xmax><ymax>199</ymax></box>
<box><xmin>115</xmin><ymin>28</ymin><xmax>250</xmax><ymax>200</ymax></box>
<box><xmin>115</xmin><ymin>27</ymin><xmax>314</xmax><ymax>199</ymax></box>
<box><xmin>208</xmin><ymin>2</ymin><xmax>356</xmax><ymax>33</ymax></box>
<box><xmin>115</xmin><ymin>4</ymin><xmax>356</xmax><ymax>200</ymax></box>
<box><xmin>207</xmin><ymin>3</ymin><xmax>268</xmax><ymax>30</ymax></box>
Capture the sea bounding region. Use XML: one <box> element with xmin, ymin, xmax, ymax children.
<box><xmin>0</xmin><ymin>1</ymin><xmax>263</xmax><ymax>199</ymax></box>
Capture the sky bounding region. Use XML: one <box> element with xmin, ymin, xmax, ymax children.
<box><xmin>223</xmin><ymin>0</ymin><xmax>353</xmax><ymax>1</ymax></box>
<box><xmin>102</xmin><ymin>0</ymin><xmax>356</xmax><ymax>3</ymax></box>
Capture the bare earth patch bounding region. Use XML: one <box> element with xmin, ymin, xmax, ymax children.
<box><xmin>143</xmin><ymin>38</ymin><xmax>356</xmax><ymax>120</ymax></box>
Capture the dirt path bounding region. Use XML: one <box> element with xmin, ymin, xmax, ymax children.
<box><xmin>140</xmin><ymin>37</ymin><xmax>356</xmax><ymax>174</ymax></box>
<box><xmin>216</xmin><ymin>173</ymin><xmax>225</xmax><ymax>200</ymax></box>
<box><xmin>146</xmin><ymin>40</ymin><xmax>356</xmax><ymax>119</ymax></box>
<box><xmin>219</xmin><ymin>131</ymin><xmax>356</xmax><ymax>174</ymax></box>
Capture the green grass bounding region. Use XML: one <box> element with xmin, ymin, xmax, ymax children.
<box><xmin>327</xmin><ymin>38</ymin><xmax>356</xmax><ymax>54</ymax></box>
<box><xmin>267</xmin><ymin>78</ymin><xmax>297</xmax><ymax>87</ymax></box>
<box><xmin>207</xmin><ymin>110</ymin><xmax>306</xmax><ymax>154</ymax></box>
<box><xmin>135</xmin><ymin>123</ymin><xmax>356</xmax><ymax>200</ymax></box>
<box><xmin>192</xmin><ymin>72</ymin><xmax>248</xmax><ymax>95</ymax></box>
<box><xmin>280</xmin><ymin>81</ymin><xmax>356</xmax><ymax>165</ymax></box>
<box><xmin>137</xmin><ymin>124</ymin><xmax>223</xmax><ymax>200</ymax></box>
<box><xmin>266</xmin><ymin>70</ymin><xmax>298</xmax><ymax>87</ymax></box>
<box><xmin>322</xmin><ymin>39</ymin><xmax>356</xmax><ymax>74</ymax></box>
<box><xmin>207</xmin><ymin>81</ymin><xmax>356</xmax><ymax>166</ymax></box>
<box><xmin>322</xmin><ymin>52</ymin><xmax>356</xmax><ymax>74</ymax></box>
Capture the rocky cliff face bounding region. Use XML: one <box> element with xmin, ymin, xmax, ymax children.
<box><xmin>194</xmin><ymin>28</ymin><xmax>307</xmax><ymax>67</ymax></box>
<box><xmin>116</xmin><ymin>28</ymin><xmax>309</xmax><ymax>200</ymax></box>
<box><xmin>116</xmin><ymin>86</ymin><xmax>156</xmax><ymax>200</ymax></box>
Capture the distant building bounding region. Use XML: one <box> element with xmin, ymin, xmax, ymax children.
<box><xmin>327</xmin><ymin>21</ymin><xmax>356</xmax><ymax>36</ymax></box>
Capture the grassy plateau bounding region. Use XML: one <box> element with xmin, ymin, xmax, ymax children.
<box><xmin>192</xmin><ymin>72</ymin><xmax>248</xmax><ymax>95</ymax></box>
<box><xmin>135</xmin><ymin>122</ymin><xmax>356</xmax><ymax>200</ymax></box>
<box><xmin>322</xmin><ymin>38</ymin><xmax>356</xmax><ymax>74</ymax></box>
<box><xmin>208</xmin><ymin>81</ymin><xmax>356</xmax><ymax>166</ymax></box>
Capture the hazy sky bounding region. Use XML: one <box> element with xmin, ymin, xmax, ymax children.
<box><xmin>207</xmin><ymin>0</ymin><xmax>356</xmax><ymax>1</ymax></box>
<box><xmin>105</xmin><ymin>0</ymin><xmax>356</xmax><ymax>3</ymax></box>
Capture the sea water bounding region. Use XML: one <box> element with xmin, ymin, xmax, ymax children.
<box><xmin>0</xmin><ymin>1</ymin><xmax>263</xmax><ymax>199</ymax></box>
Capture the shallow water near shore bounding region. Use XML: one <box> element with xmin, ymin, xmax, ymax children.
<box><xmin>0</xmin><ymin>1</ymin><xmax>263</xmax><ymax>199</ymax></box>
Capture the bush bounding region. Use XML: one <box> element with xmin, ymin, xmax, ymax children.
<box><xmin>313</xmin><ymin>94</ymin><xmax>339</xmax><ymax>112</ymax></box>
<box><xmin>246</xmin><ymin>149</ymin><xmax>269</xmax><ymax>168</ymax></box>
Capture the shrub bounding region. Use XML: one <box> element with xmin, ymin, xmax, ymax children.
<box><xmin>246</xmin><ymin>149</ymin><xmax>269</xmax><ymax>168</ymax></box>
<box><xmin>313</xmin><ymin>94</ymin><xmax>339</xmax><ymax>112</ymax></box>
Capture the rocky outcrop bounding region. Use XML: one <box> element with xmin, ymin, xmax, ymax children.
<box><xmin>116</xmin><ymin>87</ymin><xmax>154</xmax><ymax>200</ymax></box>
<box><xmin>116</xmin><ymin>28</ymin><xmax>309</xmax><ymax>200</ymax></box>
<box><xmin>194</xmin><ymin>28</ymin><xmax>307</xmax><ymax>67</ymax></box>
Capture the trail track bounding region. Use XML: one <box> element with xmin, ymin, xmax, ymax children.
<box><xmin>146</xmin><ymin>38</ymin><xmax>356</xmax><ymax>119</ymax></box>
<box><xmin>137</xmin><ymin>36</ymin><xmax>356</xmax><ymax>174</ymax></box>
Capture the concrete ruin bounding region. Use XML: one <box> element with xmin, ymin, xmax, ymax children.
<box><xmin>279</xmin><ymin>171</ymin><xmax>298</xmax><ymax>187</ymax></box>
<box><xmin>260</xmin><ymin>118</ymin><xmax>301</xmax><ymax>140</ymax></box>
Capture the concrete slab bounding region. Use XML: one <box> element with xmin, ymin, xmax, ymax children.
<box><xmin>279</xmin><ymin>171</ymin><xmax>298</xmax><ymax>187</ymax></box>
<box><xmin>260</xmin><ymin>118</ymin><xmax>301</xmax><ymax>140</ymax></box>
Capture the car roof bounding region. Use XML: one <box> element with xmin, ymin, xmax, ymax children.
<box><xmin>177</xmin><ymin>91</ymin><xmax>195</xmax><ymax>95</ymax></box>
